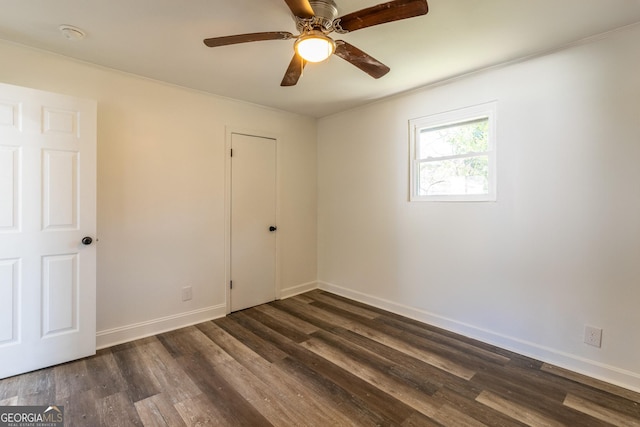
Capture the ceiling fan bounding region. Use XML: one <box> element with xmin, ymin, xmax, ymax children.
<box><xmin>203</xmin><ymin>0</ymin><xmax>429</xmax><ymax>86</ymax></box>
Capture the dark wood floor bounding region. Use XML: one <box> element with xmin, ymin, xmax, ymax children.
<box><xmin>1</xmin><ymin>290</ymin><xmax>639</xmax><ymax>426</ymax></box>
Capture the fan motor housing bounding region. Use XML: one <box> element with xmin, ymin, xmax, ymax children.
<box><xmin>308</xmin><ymin>0</ymin><xmax>339</xmax><ymax>30</ymax></box>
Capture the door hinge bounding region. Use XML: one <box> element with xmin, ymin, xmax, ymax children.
<box><xmin>230</xmin><ymin>280</ymin><xmax>233</xmax><ymax>289</ymax></box>
<box><xmin>230</xmin><ymin>148</ymin><xmax>233</xmax><ymax>157</ymax></box>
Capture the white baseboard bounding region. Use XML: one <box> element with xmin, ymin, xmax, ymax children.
<box><xmin>96</xmin><ymin>304</ymin><xmax>226</xmax><ymax>350</ymax></box>
<box><xmin>279</xmin><ymin>281</ymin><xmax>318</xmax><ymax>299</ymax></box>
<box><xmin>318</xmin><ymin>281</ymin><xmax>640</xmax><ymax>394</ymax></box>
<box><xmin>96</xmin><ymin>280</ymin><xmax>319</xmax><ymax>350</ymax></box>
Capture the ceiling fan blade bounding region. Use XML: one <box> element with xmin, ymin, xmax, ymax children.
<box><xmin>334</xmin><ymin>41</ymin><xmax>390</xmax><ymax>79</ymax></box>
<box><xmin>335</xmin><ymin>0</ymin><xmax>428</xmax><ymax>33</ymax></box>
<box><xmin>283</xmin><ymin>0</ymin><xmax>315</xmax><ymax>19</ymax></box>
<box><xmin>281</xmin><ymin>54</ymin><xmax>307</xmax><ymax>86</ymax></box>
<box><xmin>204</xmin><ymin>32</ymin><xmax>294</xmax><ymax>47</ymax></box>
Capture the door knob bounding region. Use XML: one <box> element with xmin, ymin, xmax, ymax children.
<box><xmin>269</xmin><ymin>226</ymin><xmax>277</xmax><ymax>232</ymax></box>
<box><xmin>81</xmin><ymin>236</ymin><xmax>93</xmax><ymax>245</ymax></box>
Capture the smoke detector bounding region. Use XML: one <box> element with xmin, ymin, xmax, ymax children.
<box><xmin>59</xmin><ymin>25</ymin><xmax>86</xmax><ymax>41</ymax></box>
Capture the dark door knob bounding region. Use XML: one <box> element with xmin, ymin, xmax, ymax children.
<box><xmin>81</xmin><ymin>236</ymin><xmax>93</xmax><ymax>245</ymax></box>
<box><xmin>269</xmin><ymin>226</ymin><xmax>277</xmax><ymax>232</ymax></box>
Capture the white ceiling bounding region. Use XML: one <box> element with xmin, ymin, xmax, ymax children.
<box><xmin>1</xmin><ymin>0</ymin><xmax>640</xmax><ymax>117</ymax></box>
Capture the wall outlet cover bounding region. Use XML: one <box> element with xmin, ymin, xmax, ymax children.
<box><xmin>181</xmin><ymin>286</ymin><xmax>193</xmax><ymax>302</ymax></box>
<box><xmin>584</xmin><ymin>325</ymin><xmax>602</xmax><ymax>348</ymax></box>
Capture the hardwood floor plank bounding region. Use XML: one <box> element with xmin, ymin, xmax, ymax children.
<box><xmin>475</xmin><ymin>362</ymin><xmax>569</xmax><ymax>403</ymax></box>
<box><xmin>222</xmin><ymin>311</ymin><xmax>418</xmax><ymax>425</ymax></box>
<box><xmin>305</xmin><ymin>290</ymin><xmax>382</xmax><ymax>319</ymax></box>
<box><xmin>134</xmin><ymin>393</ymin><xmax>187</xmax><ymax>427</ymax></box>
<box><xmin>311</xmin><ymin>328</ymin><xmax>441</xmax><ymax>396</ymax></box>
<box><xmin>301</xmin><ymin>335</ymin><xmax>442</xmax><ymax>419</ymax></box>
<box><xmin>328</xmin><ymin>327</ymin><xmax>482</xmax><ymax>401</ymax></box>
<box><xmin>253</xmin><ymin>303</ymin><xmax>319</xmax><ymax>335</ymax></box>
<box><xmin>400</xmin><ymin>412</ymin><xmax>445</xmax><ymax>426</ymax></box>
<box><xmin>174</xmin><ymin>393</ymin><xmax>231</xmax><ymax>427</ymax></box>
<box><xmin>225</xmin><ymin>312</ymin><xmax>380</xmax><ymax>425</ymax></box>
<box><xmin>195</xmin><ymin>320</ymin><xmax>264</xmax><ymax>364</ymax></box>
<box><xmin>475</xmin><ymin>390</ymin><xmax>566</xmax><ymax>427</ymax></box>
<box><xmin>179</xmin><ymin>352</ymin><xmax>274</xmax><ymax>426</ymax></box>
<box><xmin>431</xmin><ymin>403</ymin><xmax>490</xmax><ymax>427</ymax></box>
<box><xmin>373</xmin><ymin>314</ymin><xmax>511</xmax><ymax>366</ymax></box>
<box><xmin>157</xmin><ymin>326</ymin><xmax>234</xmax><ymax>365</ymax></box>
<box><xmin>211</xmin><ymin>360</ymin><xmax>309</xmax><ymax>426</ymax></box>
<box><xmin>370</xmin><ymin>303</ymin><xmax>517</xmax><ymax>360</ymax></box>
<box><xmin>111</xmin><ymin>342</ymin><xmax>162</xmax><ymax>404</ymax></box>
<box><xmin>0</xmin><ymin>374</ymin><xmax>20</xmax><ymax>401</ymax></box>
<box><xmin>564</xmin><ymin>393</ymin><xmax>640</xmax><ymax>427</ymax></box>
<box><xmin>135</xmin><ymin>338</ymin><xmax>201</xmax><ymax>405</ymax></box>
<box><xmin>312</xmin><ymin>290</ymin><xmax>386</xmax><ymax>313</ymax></box>
<box><xmin>277</xmin><ymin>354</ymin><xmax>411</xmax><ymax>426</ymax></box>
<box><xmin>214</xmin><ymin>316</ymin><xmax>290</xmax><ymax>362</ymax></box>
<box><xmin>471</xmin><ymin>370</ymin><xmax>612</xmax><ymax>426</ymax></box>
<box><xmin>542</xmin><ymin>363</ymin><xmax>640</xmax><ymax>404</ymax></box>
<box><xmin>219</xmin><ymin>311</ymin><xmax>410</xmax><ymax>424</ymax></box>
<box><xmin>313</xmin><ymin>297</ymin><xmax>507</xmax><ymax>377</ymax></box>
<box><xmin>433</xmin><ymin>387</ymin><xmax>527</xmax><ymax>427</ymax></box>
<box><xmin>16</xmin><ymin>368</ymin><xmax>55</xmax><ymax>405</ymax></box>
<box><xmin>564</xmin><ymin>384</ymin><xmax>640</xmax><ymax>421</ymax></box>
<box><xmin>483</xmin><ymin>354</ymin><xmax>640</xmax><ymax>423</ymax></box>
<box><xmin>274</xmin><ymin>297</ymin><xmax>351</xmax><ymax>330</ymax></box>
<box><xmin>355</xmin><ymin>323</ymin><xmax>476</xmax><ymax>380</ymax></box>
<box><xmin>96</xmin><ymin>391</ymin><xmax>143</xmax><ymax>427</ymax></box>
<box><xmin>197</xmin><ymin>321</ymin><xmax>347</xmax><ymax>426</ymax></box>
<box><xmin>269</xmin><ymin>335</ymin><xmax>419</xmax><ymax>424</ymax></box>
<box><xmin>288</xmin><ymin>293</ymin><xmax>314</xmax><ymax>304</ymax></box>
<box><xmin>306</xmin><ymin>298</ymin><xmax>477</xmax><ymax>380</ymax></box>
<box><xmin>58</xmin><ymin>388</ymin><xmax>99</xmax><ymax>427</ymax></box>
<box><xmin>241</xmin><ymin>305</ymin><xmax>312</xmax><ymax>343</ymax></box>
<box><xmin>54</xmin><ymin>360</ymin><xmax>92</xmax><ymax>401</ymax></box>
<box><xmin>83</xmin><ymin>349</ymin><xmax>128</xmax><ymax>399</ymax></box>
<box><xmin>0</xmin><ymin>396</ymin><xmax>18</xmax><ymax>405</ymax></box>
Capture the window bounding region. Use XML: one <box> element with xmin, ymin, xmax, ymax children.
<box><xmin>409</xmin><ymin>102</ymin><xmax>497</xmax><ymax>202</ymax></box>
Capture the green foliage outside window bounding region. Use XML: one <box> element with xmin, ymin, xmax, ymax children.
<box><xmin>418</xmin><ymin>118</ymin><xmax>490</xmax><ymax>196</ymax></box>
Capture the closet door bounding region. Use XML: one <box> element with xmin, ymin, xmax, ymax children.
<box><xmin>230</xmin><ymin>133</ymin><xmax>277</xmax><ymax>312</ymax></box>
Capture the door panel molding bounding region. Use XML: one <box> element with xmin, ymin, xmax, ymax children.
<box><xmin>0</xmin><ymin>82</ymin><xmax>96</xmax><ymax>379</ymax></box>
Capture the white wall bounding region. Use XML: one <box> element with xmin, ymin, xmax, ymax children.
<box><xmin>0</xmin><ymin>40</ymin><xmax>317</xmax><ymax>347</ymax></box>
<box><xmin>318</xmin><ymin>25</ymin><xmax>640</xmax><ymax>391</ymax></box>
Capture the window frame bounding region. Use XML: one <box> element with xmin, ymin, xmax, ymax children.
<box><xmin>409</xmin><ymin>101</ymin><xmax>497</xmax><ymax>202</ymax></box>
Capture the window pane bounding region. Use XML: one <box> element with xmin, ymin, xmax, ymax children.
<box><xmin>418</xmin><ymin>155</ymin><xmax>489</xmax><ymax>196</ymax></box>
<box><xmin>419</xmin><ymin>118</ymin><xmax>489</xmax><ymax>159</ymax></box>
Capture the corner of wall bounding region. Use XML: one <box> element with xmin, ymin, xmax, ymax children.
<box><xmin>279</xmin><ymin>281</ymin><xmax>318</xmax><ymax>300</ymax></box>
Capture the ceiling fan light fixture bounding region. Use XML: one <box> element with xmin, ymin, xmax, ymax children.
<box><xmin>294</xmin><ymin>30</ymin><xmax>336</xmax><ymax>63</ymax></box>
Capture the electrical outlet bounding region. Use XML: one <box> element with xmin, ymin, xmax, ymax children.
<box><xmin>181</xmin><ymin>286</ymin><xmax>192</xmax><ymax>302</ymax></box>
<box><xmin>584</xmin><ymin>325</ymin><xmax>602</xmax><ymax>348</ymax></box>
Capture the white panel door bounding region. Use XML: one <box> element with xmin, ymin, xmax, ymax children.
<box><xmin>230</xmin><ymin>133</ymin><xmax>276</xmax><ymax>312</ymax></box>
<box><xmin>0</xmin><ymin>82</ymin><xmax>96</xmax><ymax>379</ymax></box>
